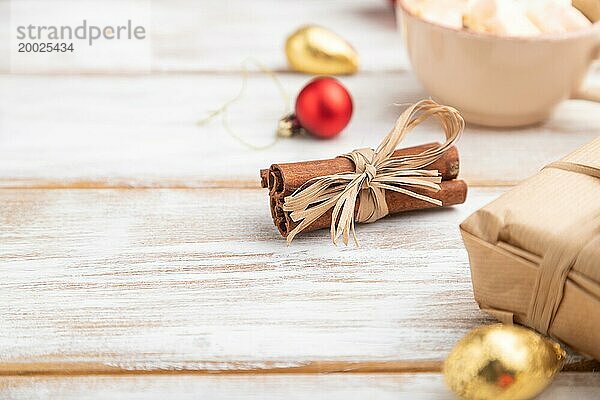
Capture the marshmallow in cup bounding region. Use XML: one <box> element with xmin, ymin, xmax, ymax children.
<box><xmin>397</xmin><ymin>0</ymin><xmax>600</xmax><ymax>127</ymax></box>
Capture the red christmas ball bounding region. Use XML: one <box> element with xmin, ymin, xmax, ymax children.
<box><xmin>295</xmin><ymin>77</ymin><xmax>353</xmax><ymax>139</ymax></box>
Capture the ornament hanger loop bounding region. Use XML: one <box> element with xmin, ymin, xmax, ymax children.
<box><xmin>197</xmin><ymin>58</ymin><xmax>290</xmax><ymax>151</ymax></box>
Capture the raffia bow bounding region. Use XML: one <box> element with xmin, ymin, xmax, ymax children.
<box><xmin>282</xmin><ymin>99</ymin><xmax>465</xmax><ymax>245</ymax></box>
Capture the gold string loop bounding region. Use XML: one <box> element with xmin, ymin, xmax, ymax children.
<box><xmin>197</xmin><ymin>58</ymin><xmax>290</xmax><ymax>150</ymax></box>
<box><xmin>282</xmin><ymin>99</ymin><xmax>465</xmax><ymax>245</ymax></box>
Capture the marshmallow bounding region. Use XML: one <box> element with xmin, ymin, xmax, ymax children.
<box><xmin>403</xmin><ymin>0</ymin><xmax>468</xmax><ymax>29</ymax></box>
<box><xmin>523</xmin><ymin>0</ymin><xmax>592</xmax><ymax>33</ymax></box>
<box><xmin>463</xmin><ymin>0</ymin><xmax>541</xmax><ymax>36</ymax></box>
<box><xmin>404</xmin><ymin>0</ymin><xmax>592</xmax><ymax>36</ymax></box>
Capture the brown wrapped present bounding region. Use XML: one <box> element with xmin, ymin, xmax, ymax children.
<box><xmin>460</xmin><ymin>137</ymin><xmax>600</xmax><ymax>360</ymax></box>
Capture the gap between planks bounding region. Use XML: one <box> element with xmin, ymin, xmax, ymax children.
<box><xmin>0</xmin><ymin>69</ymin><xmax>410</xmax><ymax>77</ymax></box>
<box><xmin>1</xmin><ymin>360</ymin><xmax>597</xmax><ymax>377</ymax></box>
<box><xmin>0</xmin><ymin>361</ymin><xmax>441</xmax><ymax>377</ymax></box>
<box><xmin>0</xmin><ymin>179</ymin><xmax>518</xmax><ymax>190</ymax></box>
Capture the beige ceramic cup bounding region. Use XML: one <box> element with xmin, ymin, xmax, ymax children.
<box><xmin>397</xmin><ymin>1</ymin><xmax>600</xmax><ymax>127</ymax></box>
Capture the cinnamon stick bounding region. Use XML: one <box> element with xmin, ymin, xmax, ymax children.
<box><xmin>271</xmin><ymin>179</ymin><xmax>467</xmax><ymax>237</ymax></box>
<box><xmin>260</xmin><ymin>143</ymin><xmax>466</xmax><ymax>238</ymax></box>
<box><xmin>261</xmin><ymin>143</ymin><xmax>459</xmax><ymax>194</ymax></box>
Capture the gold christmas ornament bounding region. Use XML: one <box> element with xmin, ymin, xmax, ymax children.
<box><xmin>285</xmin><ymin>25</ymin><xmax>359</xmax><ymax>75</ymax></box>
<box><xmin>444</xmin><ymin>324</ymin><xmax>565</xmax><ymax>400</ymax></box>
<box><xmin>574</xmin><ymin>0</ymin><xmax>600</xmax><ymax>22</ymax></box>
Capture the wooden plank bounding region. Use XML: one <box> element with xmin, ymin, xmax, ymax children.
<box><xmin>1</xmin><ymin>187</ymin><xmax>595</xmax><ymax>373</ymax></box>
<box><xmin>3</xmin><ymin>0</ymin><xmax>599</xmax><ymax>75</ymax></box>
<box><xmin>1</xmin><ymin>73</ymin><xmax>599</xmax><ymax>188</ymax></box>
<box><xmin>5</xmin><ymin>0</ymin><xmax>600</xmax><ymax>75</ymax></box>
<box><xmin>0</xmin><ymin>373</ymin><xmax>598</xmax><ymax>400</ymax></box>
<box><xmin>0</xmin><ymin>0</ymin><xmax>405</xmax><ymax>74</ymax></box>
<box><xmin>0</xmin><ymin>187</ymin><xmax>506</xmax><ymax>372</ymax></box>
<box><xmin>0</xmin><ymin>2</ymin><xmax>7</xmax><ymax>73</ymax></box>
<box><xmin>150</xmin><ymin>0</ymin><xmax>406</xmax><ymax>73</ymax></box>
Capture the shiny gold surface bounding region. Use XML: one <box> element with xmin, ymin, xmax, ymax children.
<box><xmin>443</xmin><ymin>324</ymin><xmax>565</xmax><ymax>400</ymax></box>
<box><xmin>285</xmin><ymin>25</ymin><xmax>359</xmax><ymax>75</ymax></box>
<box><xmin>574</xmin><ymin>0</ymin><xmax>600</xmax><ymax>22</ymax></box>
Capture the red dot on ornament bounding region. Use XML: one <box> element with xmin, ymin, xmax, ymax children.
<box><xmin>295</xmin><ymin>77</ymin><xmax>353</xmax><ymax>140</ymax></box>
<box><xmin>497</xmin><ymin>373</ymin><xmax>515</xmax><ymax>388</ymax></box>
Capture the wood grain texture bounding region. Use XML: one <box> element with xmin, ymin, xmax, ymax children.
<box><xmin>3</xmin><ymin>1</ymin><xmax>600</xmax><ymax>395</ymax></box>
<box><xmin>1</xmin><ymin>73</ymin><xmax>599</xmax><ymax>188</ymax></box>
<box><xmin>1</xmin><ymin>187</ymin><xmax>595</xmax><ymax>373</ymax></box>
<box><xmin>0</xmin><ymin>187</ymin><xmax>508</xmax><ymax>372</ymax></box>
<box><xmin>0</xmin><ymin>2</ymin><xmax>7</xmax><ymax>73</ymax></box>
<box><xmin>0</xmin><ymin>0</ymin><xmax>405</xmax><ymax>74</ymax></box>
<box><xmin>3</xmin><ymin>0</ymin><xmax>598</xmax><ymax>76</ymax></box>
<box><xmin>1</xmin><ymin>373</ymin><xmax>598</xmax><ymax>400</ymax></box>
<box><xmin>150</xmin><ymin>0</ymin><xmax>407</xmax><ymax>73</ymax></box>
<box><xmin>2</xmin><ymin>0</ymin><xmax>599</xmax><ymax>77</ymax></box>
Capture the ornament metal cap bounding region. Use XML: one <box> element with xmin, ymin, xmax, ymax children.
<box><xmin>277</xmin><ymin>113</ymin><xmax>304</xmax><ymax>137</ymax></box>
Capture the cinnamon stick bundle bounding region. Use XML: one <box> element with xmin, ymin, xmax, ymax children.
<box><xmin>261</xmin><ymin>143</ymin><xmax>467</xmax><ymax>237</ymax></box>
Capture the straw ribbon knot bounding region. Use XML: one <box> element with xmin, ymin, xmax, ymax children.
<box><xmin>362</xmin><ymin>161</ymin><xmax>377</xmax><ymax>187</ymax></box>
<box><xmin>282</xmin><ymin>99</ymin><xmax>464</xmax><ymax>245</ymax></box>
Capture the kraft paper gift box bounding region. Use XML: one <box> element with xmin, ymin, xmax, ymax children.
<box><xmin>460</xmin><ymin>137</ymin><xmax>600</xmax><ymax>360</ymax></box>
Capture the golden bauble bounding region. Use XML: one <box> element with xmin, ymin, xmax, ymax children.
<box><xmin>285</xmin><ymin>25</ymin><xmax>359</xmax><ymax>75</ymax></box>
<box><xmin>574</xmin><ymin>0</ymin><xmax>600</xmax><ymax>22</ymax></box>
<box><xmin>444</xmin><ymin>324</ymin><xmax>565</xmax><ymax>400</ymax></box>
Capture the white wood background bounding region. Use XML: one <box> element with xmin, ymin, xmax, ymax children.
<box><xmin>1</xmin><ymin>373</ymin><xmax>598</xmax><ymax>400</ymax></box>
<box><xmin>0</xmin><ymin>0</ymin><xmax>599</xmax><ymax>398</ymax></box>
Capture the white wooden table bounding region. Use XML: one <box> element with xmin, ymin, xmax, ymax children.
<box><xmin>0</xmin><ymin>1</ymin><xmax>598</xmax><ymax>398</ymax></box>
